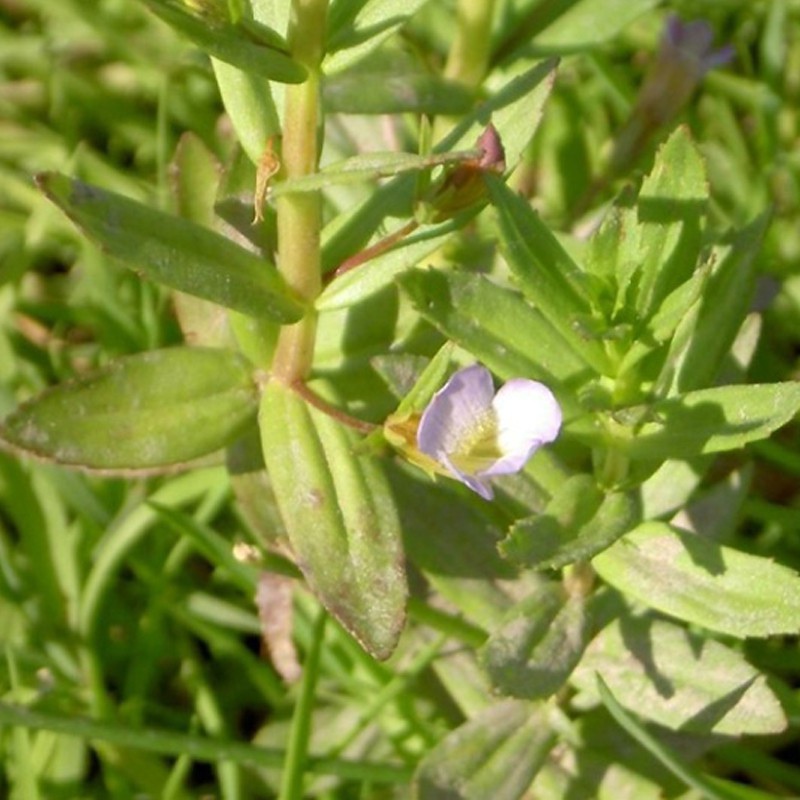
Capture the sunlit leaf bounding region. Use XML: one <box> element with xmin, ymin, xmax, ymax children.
<box><xmin>573</xmin><ymin>615</ymin><xmax>787</xmax><ymax>735</ymax></box>
<box><xmin>259</xmin><ymin>381</ymin><xmax>407</xmax><ymax>659</ymax></box>
<box><xmin>593</xmin><ymin>522</ymin><xmax>800</xmax><ymax>637</ymax></box>
<box><xmin>36</xmin><ymin>172</ymin><xmax>305</xmax><ymax>323</ymax></box>
<box><xmin>0</xmin><ymin>348</ymin><xmax>257</xmax><ymax>472</ymax></box>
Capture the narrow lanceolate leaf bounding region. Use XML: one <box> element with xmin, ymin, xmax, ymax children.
<box><xmin>631</xmin><ymin>127</ymin><xmax>707</xmax><ymax>321</ymax></box>
<box><xmin>323</xmin><ymin>70</ymin><xmax>473</xmax><ymax>114</ymax></box>
<box><xmin>137</xmin><ymin>0</ymin><xmax>306</xmax><ymax>83</ymax></box>
<box><xmin>572</xmin><ymin>616</ymin><xmax>786</xmax><ymax>735</ymax></box>
<box><xmin>36</xmin><ymin>173</ymin><xmax>304</xmax><ymax>323</ymax></box>
<box><xmin>325</xmin><ymin>0</ymin><xmax>431</xmax><ymax>74</ymax></box>
<box><xmin>667</xmin><ymin>214</ymin><xmax>769</xmax><ymax>395</ymax></box>
<box><xmin>593</xmin><ymin>522</ymin><xmax>800</xmax><ymax>637</ymax></box>
<box><xmin>487</xmin><ymin>176</ymin><xmax>609</xmax><ymax>376</ymax></box>
<box><xmin>413</xmin><ymin>700</ymin><xmax>556</xmax><ymax>800</ymax></box>
<box><xmin>0</xmin><ymin>348</ymin><xmax>257</xmax><ymax>472</ymax></box>
<box><xmin>623</xmin><ymin>382</ymin><xmax>800</xmax><ymax>459</ymax></box>
<box><xmin>259</xmin><ymin>382</ymin><xmax>407</xmax><ymax>660</ymax></box>
<box><xmin>481</xmin><ymin>584</ymin><xmax>593</xmax><ymax>700</ymax></box>
<box><xmin>399</xmin><ymin>270</ymin><xmax>586</xmax><ymax>409</ymax></box>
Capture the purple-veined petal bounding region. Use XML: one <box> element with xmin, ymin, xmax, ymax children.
<box><xmin>417</xmin><ymin>364</ymin><xmax>494</xmax><ymax>459</ymax></box>
<box><xmin>416</xmin><ymin>365</ymin><xmax>563</xmax><ymax>500</ymax></box>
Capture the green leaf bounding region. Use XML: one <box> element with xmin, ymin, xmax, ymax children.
<box><xmin>0</xmin><ymin>348</ymin><xmax>257</xmax><ymax>472</ymax></box>
<box><xmin>623</xmin><ymin>382</ymin><xmax>800</xmax><ymax>459</ymax></box>
<box><xmin>531</xmin><ymin>0</ymin><xmax>660</xmax><ymax>51</ymax></box>
<box><xmin>399</xmin><ymin>269</ymin><xmax>588</xmax><ymax>401</ymax></box>
<box><xmin>137</xmin><ymin>0</ymin><xmax>306</xmax><ymax>83</ymax></box>
<box><xmin>481</xmin><ymin>584</ymin><xmax>592</xmax><ymax>700</ymax></box>
<box><xmin>323</xmin><ymin>69</ymin><xmax>473</xmax><ymax>114</ymax></box>
<box><xmin>629</xmin><ymin>128</ymin><xmax>707</xmax><ymax>322</ymax></box>
<box><xmin>573</xmin><ymin>616</ymin><xmax>786</xmax><ymax>735</ymax></box>
<box><xmin>259</xmin><ymin>381</ymin><xmax>407</xmax><ymax>660</ymax></box>
<box><xmin>593</xmin><ymin>522</ymin><xmax>800</xmax><ymax>637</ymax></box>
<box><xmin>36</xmin><ymin>172</ymin><xmax>305</xmax><ymax>323</ymax></box>
<box><xmin>413</xmin><ymin>700</ymin><xmax>556</xmax><ymax>799</ymax></box>
<box><xmin>325</xmin><ymin>0</ymin><xmax>432</xmax><ymax>74</ymax></box>
<box><xmin>387</xmin><ymin>462</ymin><xmax>516</xmax><ymax>633</ymax></box>
<box><xmin>212</xmin><ymin>58</ymin><xmax>281</xmax><ymax>165</ymax></box>
<box><xmin>501</xmin><ymin>478</ymin><xmax>640</xmax><ymax>570</ymax></box>
<box><xmin>322</xmin><ymin>57</ymin><xmax>557</xmax><ymax>272</ymax></box>
<box><xmin>169</xmin><ymin>133</ymin><xmax>232</xmax><ymax>348</ymax></box>
<box><xmin>275</xmin><ymin>150</ymin><xmax>480</xmax><ymax>197</ymax></box>
<box><xmin>487</xmin><ymin>175</ymin><xmax>610</xmax><ymax>375</ymax></box>
<box><xmin>666</xmin><ymin>215</ymin><xmax>769</xmax><ymax>394</ymax></box>
<box><xmin>596</xmin><ymin>676</ymin><xmax>751</xmax><ymax>800</ymax></box>
<box><xmin>317</xmin><ymin>225</ymin><xmax>455</xmax><ymax>311</ymax></box>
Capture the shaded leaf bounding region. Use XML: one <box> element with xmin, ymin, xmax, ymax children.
<box><xmin>413</xmin><ymin>700</ymin><xmax>556</xmax><ymax>799</ymax></box>
<box><xmin>324</xmin><ymin>69</ymin><xmax>473</xmax><ymax>114</ymax></box>
<box><xmin>666</xmin><ymin>215</ymin><xmax>768</xmax><ymax>394</ymax></box>
<box><xmin>481</xmin><ymin>583</ymin><xmax>592</xmax><ymax>700</ymax></box>
<box><xmin>502</xmin><ymin>479</ymin><xmax>640</xmax><ymax>570</ymax></box>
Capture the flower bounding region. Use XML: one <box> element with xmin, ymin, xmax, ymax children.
<box><xmin>607</xmin><ymin>16</ymin><xmax>733</xmax><ymax>176</ymax></box>
<box><xmin>416</xmin><ymin>365</ymin><xmax>562</xmax><ymax>500</ymax></box>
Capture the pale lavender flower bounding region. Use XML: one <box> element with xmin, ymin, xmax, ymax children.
<box><xmin>607</xmin><ymin>15</ymin><xmax>733</xmax><ymax>176</ymax></box>
<box><xmin>417</xmin><ymin>365</ymin><xmax>562</xmax><ymax>500</ymax></box>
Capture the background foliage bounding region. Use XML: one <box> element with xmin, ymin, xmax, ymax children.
<box><xmin>2</xmin><ymin>0</ymin><xmax>800</xmax><ymax>798</ymax></box>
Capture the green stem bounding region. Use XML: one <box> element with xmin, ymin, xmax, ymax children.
<box><xmin>272</xmin><ymin>0</ymin><xmax>328</xmax><ymax>384</ymax></box>
<box><xmin>443</xmin><ymin>0</ymin><xmax>497</xmax><ymax>89</ymax></box>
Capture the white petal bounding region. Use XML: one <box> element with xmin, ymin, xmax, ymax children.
<box><xmin>481</xmin><ymin>379</ymin><xmax>562</xmax><ymax>477</ymax></box>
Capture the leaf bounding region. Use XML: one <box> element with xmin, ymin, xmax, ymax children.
<box><xmin>386</xmin><ymin>461</ymin><xmax>517</xmax><ymax>632</ymax></box>
<box><xmin>531</xmin><ymin>0</ymin><xmax>660</xmax><ymax>51</ymax></box>
<box><xmin>630</xmin><ymin>128</ymin><xmax>707</xmax><ymax>321</ymax></box>
<box><xmin>666</xmin><ymin>215</ymin><xmax>769</xmax><ymax>394</ymax></box>
<box><xmin>259</xmin><ymin>381</ymin><xmax>407</xmax><ymax>660</ymax></box>
<box><xmin>623</xmin><ymin>382</ymin><xmax>800</xmax><ymax>459</ymax></box>
<box><xmin>487</xmin><ymin>176</ymin><xmax>611</xmax><ymax>375</ymax></box>
<box><xmin>36</xmin><ymin>172</ymin><xmax>305</xmax><ymax>323</ymax></box>
<box><xmin>323</xmin><ymin>69</ymin><xmax>473</xmax><ymax>114</ymax></box>
<box><xmin>481</xmin><ymin>584</ymin><xmax>593</xmax><ymax>700</ymax></box>
<box><xmin>212</xmin><ymin>58</ymin><xmax>281</xmax><ymax>165</ymax></box>
<box><xmin>275</xmin><ymin>150</ymin><xmax>480</xmax><ymax>197</ymax></box>
<box><xmin>413</xmin><ymin>700</ymin><xmax>556</xmax><ymax>800</ymax></box>
<box><xmin>596</xmin><ymin>676</ymin><xmax>751</xmax><ymax>800</ymax></box>
<box><xmin>572</xmin><ymin>616</ymin><xmax>786</xmax><ymax>735</ymax></box>
<box><xmin>501</xmin><ymin>479</ymin><xmax>640</xmax><ymax>570</ymax></box>
<box><xmin>0</xmin><ymin>348</ymin><xmax>257</xmax><ymax>472</ymax></box>
<box><xmin>399</xmin><ymin>269</ymin><xmax>588</xmax><ymax>404</ymax></box>
<box><xmin>169</xmin><ymin>133</ymin><xmax>232</xmax><ymax>348</ymax></box>
<box><xmin>321</xmin><ymin>57</ymin><xmax>557</xmax><ymax>272</ymax></box>
<box><xmin>325</xmin><ymin>0</ymin><xmax>432</xmax><ymax>74</ymax></box>
<box><xmin>593</xmin><ymin>522</ymin><xmax>800</xmax><ymax>637</ymax></box>
<box><xmin>137</xmin><ymin>0</ymin><xmax>306</xmax><ymax>83</ymax></box>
